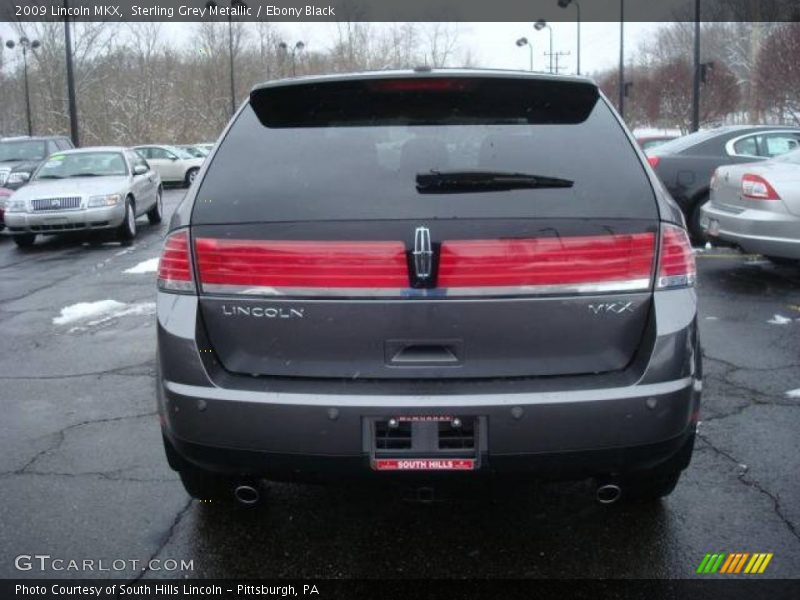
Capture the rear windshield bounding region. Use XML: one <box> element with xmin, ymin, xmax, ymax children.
<box><xmin>193</xmin><ymin>78</ymin><xmax>657</xmax><ymax>223</ymax></box>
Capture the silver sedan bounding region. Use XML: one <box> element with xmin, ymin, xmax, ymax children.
<box><xmin>701</xmin><ymin>148</ymin><xmax>800</xmax><ymax>263</ymax></box>
<box><xmin>4</xmin><ymin>147</ymin><xmax>163</xmax><ymax>248</ymax></box>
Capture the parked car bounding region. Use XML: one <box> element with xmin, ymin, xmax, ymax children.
<box><xmin>4</xmin><ymin>147</ymin><xmax>162</xmax><ymax>248</ymax></box>
<box><xmin>196</xmin><ymin>143</ymin><xmax>215</xmax><ymax>154</ymax></box>
<box><xmin>0</xmin><ymin>135</ymin><xmax>75</xmax><ymax>190</ymax></box>
<box><xmin>646</xmin><ymin>125</ymin><xmax>800</xmax><ymax>240</ymax></box>
<box><xmin>177</xmin><ymin>144</ymin><xmax>210</xmax><ymax>158</ymax></box>
<box><xmin>637</xmin><ymin>135</ymin><xmax>677</xmax><ymax>151</ymax></box>
<box><xmin>701</xmin><ymin>147</ymin><xmax>800</xmax><ymax>264</ymax></box>
<box><xmin>0</xmin><ymin>186</ymin><xmax>12</xmax><ymax>230</ymax></box>
<box><xmin>156</xmin><ymin>70</ymin><xmax>700</xmax><ymax>506</ymax></box>
<box><xmin>133</xmin><ymin>145</ymin><xmax>204</xmax><ymax>187</ymax></box>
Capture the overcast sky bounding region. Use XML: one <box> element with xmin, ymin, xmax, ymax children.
<box><xmin>0</xmin><ymin>21</ymin><xmax>663</xmax><ymax>77</ymax></box>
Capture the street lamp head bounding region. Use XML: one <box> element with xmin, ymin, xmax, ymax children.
<box><xmin>19</xmin><ymin>36</ymin><xmax>29</xmax><ymax>46</ymax></box>
<box><xmin>534</xmin><ymin>20</ymin><xmax>548</xmax><ymax>31</ymax></box>
<box><xmin>31</xmin><ymin>40</ymin><xmax>41</xmax><ymax>50</ymax></box>
<box><xmin>515</xmin><ymin>37</ymin><xmax>529</xmax><ymax>47</ymax></box>
<box><xmin>278</xmin><ymin>41</ymin><xmax>288</xmax><ymax>51</ymax></box>
<box><xmin>557</xmin><ymin>0</ymin><xmax>573</xmax><ymax>8</ymax></box>
<box><xmin>295</xmin><ymin>41</ymin><xmax>305</xmax><ymax>51</ymax></box>
<box><xmin>5</xmin><ymin>40</ymin><xmax>14</xmax><ymax>49</ymax></box>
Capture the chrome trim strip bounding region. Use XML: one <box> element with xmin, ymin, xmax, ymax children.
<box><xmin>200</xmin><ymin>278</ymin><xmax>652</xmax><ymax>298</ymax></box>
<box><xmin>166</xmin><ymin>377</ymin><xmax>694</xmax><ymax>407</ymax></box>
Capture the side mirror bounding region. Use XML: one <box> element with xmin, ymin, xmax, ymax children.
<box><xmin>133</xmin><ymin>165</ymin><xmax>148</xmax><ymax>175</ymax></box>
<box><xmin>168</xmin><ymin>155</ymin><xmax>178</xmax><ymax>161</ymax></box>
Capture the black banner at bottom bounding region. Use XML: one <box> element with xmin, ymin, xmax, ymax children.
<box><xmin>2</xmin><ymin>579</ymin><xmax>800</xmax><ymax>600</ymax></box>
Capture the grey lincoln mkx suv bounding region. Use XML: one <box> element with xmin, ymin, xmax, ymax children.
<box><xmin>156</xmin><ymin>70</ymin><xmax>701</xmax><ymax>506</ymax></box>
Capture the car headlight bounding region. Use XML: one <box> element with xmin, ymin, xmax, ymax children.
<box><xmin>7</xmin><ymin>171</ymin><xmax>31</xmax><ymax>184</ymax></box>
<box><xmin>5</xmin><ymin>199</ymin><xmax>28</xmax><ymax>213</ymax></box>
<box><xmin>87</xmin><ymin>194</ymin><xmax>122</xmax><ymax>207</ymax></box>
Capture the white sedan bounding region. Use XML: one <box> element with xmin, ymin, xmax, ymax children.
<box><xmin>133</xmin><ymin>145</ymin><xmax>204</xmax><ymax>187</ymax></box>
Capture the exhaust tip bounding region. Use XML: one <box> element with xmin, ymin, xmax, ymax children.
<box><xmin>233</xmin><ymin>484</ymin><xmax>260</xmax><ymax>506</ymax></box>
<box><xmin>596</xmin><ymin>483</ymin><xmax>622</xmax><ymax>505</ymax></box>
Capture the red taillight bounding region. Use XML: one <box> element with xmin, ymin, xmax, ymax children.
<box><xmin>438</xmin><ymin>233</ymin><xmax>655</xmax><ymax>292</ymax></box>
<box><xmin>647</xmin><ymin>156</ymin><xmax>661</xmax><ymax>169</ymax></box>
<box><xmin>741</xmin><ymin>173</ymin><xmax>780</xmax><ymax>200</ymax></box>
<box><xmin>657</xmin><ymin>224</ymin><xmax>696</xmax><ymax>289</ymax></box>
<box><xmin>158</xmin><ymin>230</ymin><xmax>195</xmax><ymax>292</ymax></box>
<box><xmin>194</xmin><ymin>239</ymin><xmax>408</xmax><ymax>291</ymax></box>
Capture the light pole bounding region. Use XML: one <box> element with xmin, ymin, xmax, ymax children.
<box><xmin>691</xmin><ymin>0</ymin><xmax>701</xmax><ymax>132</ymax></box>
<box><xmin>5</xmin><ymin>37</ymin><xmax>40</xmax><ymax>136</ymax></box>
<box><xmin>619</xmin><ymin>0</ymin><xmax>625</xmax><ymax>119</ymax></box>
<box><xmin>557</xmin><ymin>0</ymin><xmax>581</xmax><ymax>75</ymax></box>
<box><xmin>516</xmin><ymin>37</ymin><xmax>533</xmax><ymax>72</ymax></box>
<box><xmin>206</xmin><ymin>0</ymin><xmax>247</xmax><ymax>117</ymax></box>
<box><xmin>278</xmin><ymin>40</ymin><xmax>305</xmax><ymax>77</ymax></box>
<box><xmin>64</xmin><ymin>0</ymin><xmax>79</xmax><ymax>146</ymax></box>
<box><xmin>534</xmin><ymin>20</ymin><xmax>553</xmax><ymax>74</ymax></box>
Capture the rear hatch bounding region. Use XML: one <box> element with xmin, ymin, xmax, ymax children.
<box><xmin>190</xmin><ymin>74</ymin><xmax>660</xmax><ymax>380</ymax></box>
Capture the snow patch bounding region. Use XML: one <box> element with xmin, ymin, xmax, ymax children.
<box><xmin>786</xmin><ymin>389</ymin><xmax>800</xmax><ymax>398</ymax></box>
<box><xmin>54</xmin><ymin>299</ymin><xmax>155</xmax><ymax>327</ymax></box>
<box><xmin>54</xmin><ymin>300</ymin><xmax>126</xmax><ymax>325</ymax></box>
<box><xmin>767</xmin><ymin>314</ymin><xmax>792</xmax><ymax>325</ymax></box>
<box><xmin>124</xmin><ymin>257</ymin><xmax>159</xmax><ymax>274</ymax></box>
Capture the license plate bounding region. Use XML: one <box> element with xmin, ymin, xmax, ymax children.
<box><xmin>373</xmin><ymin>458</ymin><xmax>476</xmax><ymax>471</ymax></box>
<box><xmin>707</xmin><ymin>218</ymin><xmax>720</xmax><ymax>237</ymax></box>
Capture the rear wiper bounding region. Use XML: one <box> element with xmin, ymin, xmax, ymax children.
<box><xmin>416</xmin><ymin>170</ymin><xmax>574</xmax><ymax>193</ymax></box>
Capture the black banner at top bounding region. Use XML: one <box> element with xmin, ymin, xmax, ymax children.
<box><xmin>1</xmin><ymin>0</ymin><xmax>800</xmax><ymax>23</ymax></box>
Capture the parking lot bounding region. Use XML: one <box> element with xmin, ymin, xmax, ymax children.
<box><xmin>0</xmin><ymin>187</ymin><xmax>798</xmax><ymax>579</ymax></box>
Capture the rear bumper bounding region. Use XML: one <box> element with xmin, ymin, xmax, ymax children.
<box><xmin>700</xmin><ymin>202</ymin><xmax>800</xmax><ymax>259</ymax></box>
<box><xmin>157</xmin><ymin>287</ymin><xmax>701</xmax><ymax>482</ymax></box>
<box><xmin>5</xmin><ymin>204</ymin><xmax>125</xmax><ymax>234</ymax></box>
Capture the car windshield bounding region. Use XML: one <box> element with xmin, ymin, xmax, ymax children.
<box><xmin>33</xmin><ymin>152</ymin><xmax>128</xmax><ymax>180</ymax></box>
<box><xmin>0</xmin><ymin>140</ymin><xmax>47</xmax><ymax>162</ymax></box>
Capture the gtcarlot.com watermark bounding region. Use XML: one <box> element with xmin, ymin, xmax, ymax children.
<box><xmin>15</xmin><ymin>554</ymin><xmax>194</xmax><ymax>573</ymax></box>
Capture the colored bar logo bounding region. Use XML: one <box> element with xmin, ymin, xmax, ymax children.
<box><xmin>696</xmin><ymin>553</ymin><xmax>773</xmax><ymax>574</ymax></box>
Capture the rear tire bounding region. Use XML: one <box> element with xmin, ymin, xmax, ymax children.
<box><xmin>117</xmin><ymin>197</ymin><xmax>137</xmax><ymax>244</ymax></box>
<box><xmin>688</xmin><ymin>202</ymin><xmax>706</xmax><ymax>245</ymax></box>
<box><xmin>185</xmin><ymin>168</ymin><xmax>199</xmax><ymax>187</ymax></box>
<box><xmin>765</xmin><ymin>255</ymin><xmax>797</xmax><ymax>266</ymax></box>
<box><xmin>147</xmin><ymin>188</ymin><xmax>163</xmax><ymax>225</ymax></box>
<box><xmin>13</xmin><ymin>234</ymin><xmax>36</xmax><ymax>248</ymax></box>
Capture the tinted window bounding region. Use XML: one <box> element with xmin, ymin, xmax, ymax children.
<box><xmin>194</xmin><ymin>86</ymin><xmax>656</xmax><ymax>224</ymax></box>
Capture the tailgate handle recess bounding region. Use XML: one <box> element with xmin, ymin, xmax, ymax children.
<box><xmin>390</xmin><ymin>344</ymin><xmax>460</xmax><ymax>365</ymax></box>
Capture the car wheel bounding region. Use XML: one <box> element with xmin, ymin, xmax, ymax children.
<box><xmin>765</xmin><ymin>255</ymin><xmax>797</xmax><ymax>267</ymax></box>
<box><xmin>117</xmin><ymin>197</ymin><xmax>137</xmax><ymax>244</ymax></box>
<box><xmin>147</xmin><ymin>188</ymin><xmax>163</xmax><ymax>225</ymax></box>
<box><xmin>13</xmin><ymin>234</ymin><xmax>36</xmax><ymax>248</ymax></box>
<box><xmin>185</xmin><ymin>168</ymin><xmax>199</xmax><ymax>187</ymax></box>
<box><xmin>688</xmin><ymin>201</ymin><xmax>706</xmax><ymax>245</ymax></box>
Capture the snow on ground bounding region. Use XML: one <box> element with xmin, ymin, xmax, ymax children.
<box><xmin>767</xmin><ymin>314</ymin><xmax>793</xmax><ymax>325</ymax></box>
<box><xmin>124</xmin><ymin>258</ymin><xmax>159</xmax><ymax>274</ymax></box>
<box><xmin>786</xmin><ymin>389</ymin><xmax>800</xmax><ymax>398</ymax></box>
<box><xmin>53</xmin><ymin>299</ymin><xmax>156</xmax><ymax>328</ymax></box>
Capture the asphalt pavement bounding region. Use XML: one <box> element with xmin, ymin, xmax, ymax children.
<box><xmin>0</xmin><ymin>188</ymin><xmax>798</xmax><ymax>580</ymax></box>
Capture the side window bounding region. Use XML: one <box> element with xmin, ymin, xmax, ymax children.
<box><xmin>136</xmin><ymin>148</ymin><xmax>152</xmax><ymax>159</ymax></box>
<box><xmin>127</xmin><ymin>151</ymin><xmax>148</xmax><ymax>173</ymax></box>
<box><xmin>47</xmin><ymin>140</ymin><xmax>60</xmax><ymax>155</ymax></box>
<box><xmin>150</xmin><ymin>147</ymin><xmax>171</xmax><ymax>160</ymax></box>
<box><xmin>760</xmin><ymin>133</ymin><xmax>800</xmax><ymax>158</ymax></box>
<box><xmin>732</xmin><ymin>135</ymin><xmax>758</xmax><ymax>156</ymax></box>
<box><xmin>59</xmin><ymin>138</ymin><xmax>74</xmax><ymax>150</ymax></box>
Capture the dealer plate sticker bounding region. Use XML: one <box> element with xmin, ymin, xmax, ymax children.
<box><xmin>373</xmin><ymin>458</ymin><xmax>475</xmax><ymax>471</ymax></box>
